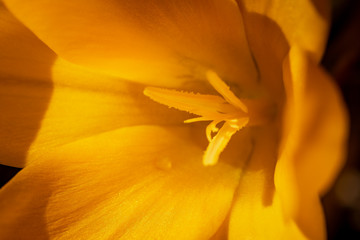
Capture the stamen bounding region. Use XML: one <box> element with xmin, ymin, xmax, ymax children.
<box><xmin>184</xmin><ymin>117</ymin><xmax>212</xmax><ymax>123</ymax></box>
<box><xmin>206</xmin><ymin>70</ymin><xmax>248</xmax><ymax>113</ymax></box>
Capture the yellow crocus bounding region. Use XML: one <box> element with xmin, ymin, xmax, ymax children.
<box><xmin>0</xmin><ymin>0</ymin><xmax>348</xmax><ymax>239</ymax></box>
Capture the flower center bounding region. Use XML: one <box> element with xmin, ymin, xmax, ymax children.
<box><xmin>144</xmin><ymin>70</ymin><xmax>271</xmax><ymax>166</ymax></box>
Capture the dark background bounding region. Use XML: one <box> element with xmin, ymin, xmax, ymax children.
<box><xmin>1</xmin><ymin>0</ymin><xmax>360</xmax><ymax>239</ymax></box>
<box><xmin>322</xmin><ymin>0</ymin><xmax>360</xmax><ymax>239</ymax></box>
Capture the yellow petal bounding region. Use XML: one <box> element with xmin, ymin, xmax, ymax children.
<box><xmin>0</xmin><ymin>3</ymin><xmax>56</xmax><ymax>168</ymax></box>
<box><xmin>274</xmin><ymin>46</ymin><xmax>348</xmax><ymax>239</ymax></box>
<box><xmin>2</xmin><ymin>57</ymin><xmax>189</xmax><ymax>168</ymax></box>
<box><xmin>0</xmin><ymin>126</ymin><xmax>241</xmax><ymax>239</ymax></box>
<box><xmin>4</xmin><ymin>0</ymin><xmax>258</xmax><ymax>88</ymax></box>
<box><xmin>238</xmin><ymin>0</ymin><xmax>330</xmax><ymax>61</ymax></box>
<box><xmin>26</xmin><ymin>58</ymin><xmax>188</xmax><ymax>165</ymax></box>
<box><xmin>228</xmin><ymin>125</ymin><xmax>321</xmax><ymax>239</ymax></box>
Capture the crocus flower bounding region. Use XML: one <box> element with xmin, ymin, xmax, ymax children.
<box><xmin>0</xmin><ymin>0</ymin><xmax>348</xmax><ymax>239</ymax></box>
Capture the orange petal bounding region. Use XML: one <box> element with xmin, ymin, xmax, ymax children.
<box><xmin>274</xmin><ymin>46</ymin><xmax>348</xmax><ymax>239</ymax></box>
<box><xmin>0</xmin><ymin>126</ymin><xmax>241</xmax><ymax>239</ymax></box>
<box><xmin>3</xmin><ymin>0</ymin><xmax>258</xmax><ymax>88</ymax></box>
<box><xmin>0</xmin><ymin>5</ymin><xmax>187</xmax><ymax>168</ymax></box>
<box><xmin>238</xmin><ymin>0</ymin><xmax>330</xmax><ymax>62</ymax></box>
<box><xmin>228</xmin><ymin>125</ymin><xmax>321</xmax><ymax>239</ymax></box>
<box><xmin>234</xmin><ymin>0</ymin><xmax>331</xmax><ymax>106</ymax></box>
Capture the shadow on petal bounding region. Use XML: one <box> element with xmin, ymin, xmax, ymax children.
<box><xmin>310</xmin><ymin>0</ymin><xmax>331</xmax><ymax>20</ymax></box>
<box><xmin>0</xmin><ymin>3</ymin><xmax>56</xmax><ymax>168</ymax></box>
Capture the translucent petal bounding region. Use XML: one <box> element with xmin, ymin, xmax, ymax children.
<box><xmin>0</xmin><ymin>126</ymin><xmax>241</xmax><ymax>239</ymax></box>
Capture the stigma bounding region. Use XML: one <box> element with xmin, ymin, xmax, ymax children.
<box><xmin>144</xmin><ymin>70</ymin><xmax>263</xmax><ymax>166</ymax></box>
